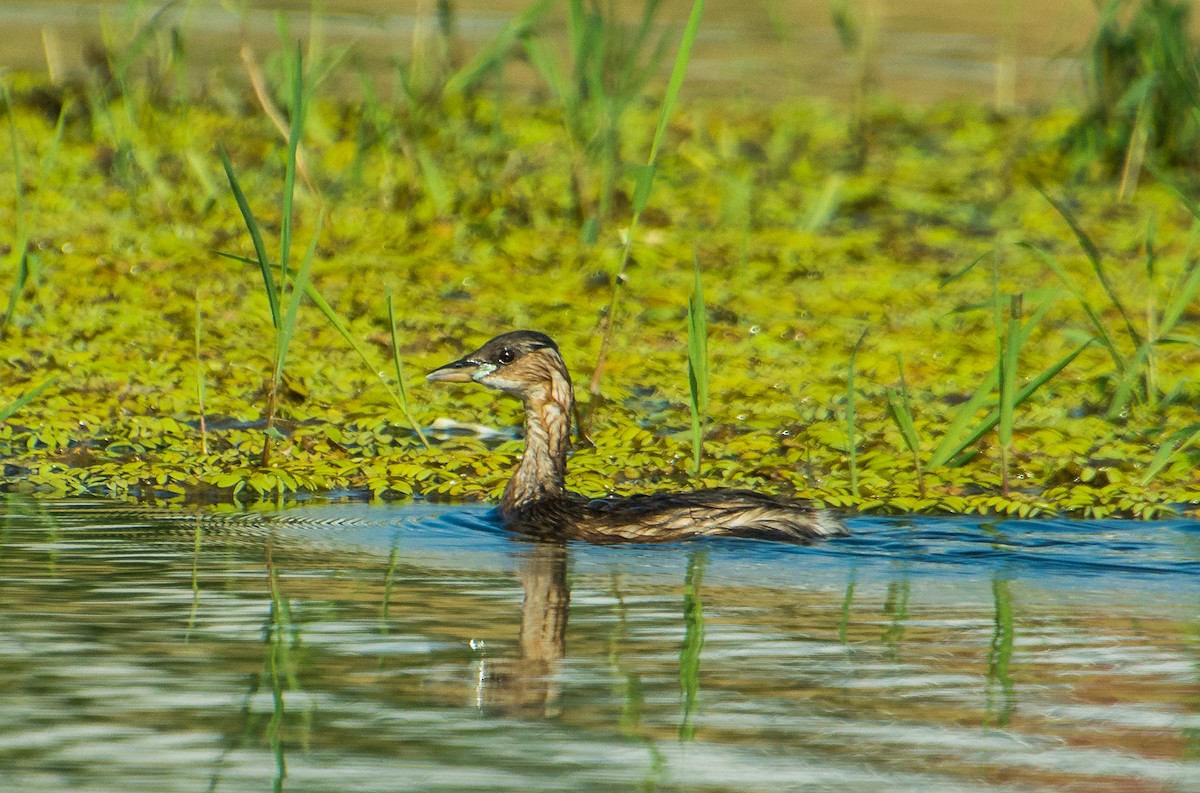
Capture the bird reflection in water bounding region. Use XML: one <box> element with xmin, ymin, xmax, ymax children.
<box><xmin>475</xmin><ymin>540</ymin><xmax>570</xmax><ymax>716</ymax></box>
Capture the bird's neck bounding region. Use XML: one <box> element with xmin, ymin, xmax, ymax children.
<box><xmin>502</xmin><ymin>367</ymin><xmax>574</xmax><ymax>514</ymax></box>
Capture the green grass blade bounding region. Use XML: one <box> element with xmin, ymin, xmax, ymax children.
<box><xmin>885</xmin><ymin>388</ymin><xmax>920</xmax><ymax>457</ymax></box>
<box><xmin>0</xmin><ymin>375</ymin><xmax>59</xmax><ymax>423</ymax></box>
<box><xmin>1143</xmin><ymin>210</ymin><xmax>1158</xmax><ymax>282</ymax></box>
<box><xmin>194</xmin><ymin>292</ymin><xmax>207</xmax><ymax>454</ymax></box>
<box><xmin>624</xmin><ymin>0</ymin><xmax>671</xmax><ymax>98</ymax></box>
<box><xmin>998</xmin><ymin>296</ymin><xmax>1022</xmax><ymax>492</ymax></box>
<box><xmin>273</xmin><ymin>215</ymin><xmax>322</xmax><ymax>386</ymax></box>
<box><xmin>380</xmin><ymin>545</ymin><xmax>400</xmax><ymax>632</ymax></box>
<box><xmin>294</xmin><ymin>281</ymin><xmax>361</xmax><ymax>352</ymax></box>
<box><xmin>280</xmin><ymin>42</ymin><xmax>306</xmax><ymax>284</ymax></box>
<box><xmin>802</xmin><ymin>173</ymin><xmax>844</xmax><ymax>232</ymax></box>
<box><xmin>647</xmin><ymin>0</ymin><xmax>705</xmax><ymax>168</ymax></box>
<box><xmin>1157</xmin><ymin>334</ymin><xmax>1200</xmax><ymax>348</ymax></box>
<box><xmin>3</xmin><ymin>83</ymin><xmax>29</xmax><ymax>332</ymax></box>
<box><xmin>2</xmin><ymin>250</ymin><xmax>31</xmax><ymax>333</ymax></box>
<box><xmin>846</xmin><ymin>328</ymin><xmax>868</xmax><ymax>496</ymax></box>
<box><xmin>632</xmin><ymin>164</ymin><xmax>657</xmax><ymax>215</ymax></box>
<box><xmin>1150</xmin><ymin>164</ymin><xmax>1200</xmax><ymax>224</ymax></box>
<box><xmin>415</xmin><ymin>146</ymin><xmax>451</xmax><ymax>217</ymax></box>
<box><xmin>567</xmin><ymin>0</ymin><xmax>586</xmax><ymax>72</ymax></box>
<box><xmin>217</xmin><ymin>142</ymin><xmax>280</xmax><ymax>329</ymax></box>
<box><xmin>1159</xmin><ymin>255</ymin><xmax>1200</xmax><ymax>338</ymax></box>
<box><xmin>687</xmin><ymin>253</ymin><xmax>708</xmax><ymax>475</ymax></box>
<box><xmin>292</xmin><ymin>272</ymin><xmax>431</xmax><ymax>450</ymax></box>
<box><xmin>572</xmin><ymin>1</ymin><xmax>603</xmax><ymax>105</ymax></box>
<box><xmin>185</xmin><ymin>149</ymin><xmax>221</xmax><ymax>203</ymax></box>
<box><xmin>998</xmin><ymin>296</ymin><xmax>1021</xmax><ymax>450</ymax></box>
<box><xmin>928</xmin><ymin>298</ymin><xmax>1052</xmax><ymax>468</ymax></box>
<box><xmin>213</xmin><ymin>251</ymin><xmax>260</xmax><ymax>267</ymax></box>
<box><xmin>687</xmin><ymin>253</ymin><xmax>709</xmax><ymax>411</ymax></box>
<box><xmin>1107</xmin><ymin>341</ymin><xmax>1157</xmax><ymax>419</ymax></box>
<box><xmin>1140</xmin><ymin>423</ymin><xmax>1200</xmax><ymax>485</ymax></box>
<box><xmin>1137</xmin><ymin>186</ymin><xmax>1200</xmax><ymax>335</ymax></box>
<box><xmin>1033</xmin><ymin>180</ymin><xmax>1143</xmax><ymax>348</ymax></box>
<box><xmin>113</xmin><ymin>0</ymin><xmax>182</xmax><ymax>86</ymax></box>
<box><xmin>37</xmin><ymin>95</ymin><xmax>72</xmax><ymax>182</ymax></box>
<box><xmin>1005</xmin><ymin>296</ymin><xmax>1046</xmax><ymax>344</ymax></box>
<box><xmin>1018</xmin><ymin>241</ymin><xmax>1123</xmax><ymax>371</ymax></box>
<box><xmin>386</xmin><ymin>287</ymin><xmax>429</xmax><ymax>447</ymax></box>
<box><xmin>928</xmin><ymin>365</ymin><xmax>999</xmax><ymax>468</ymax></box>
<box><xmin>886</xmin><ymin>356</ymin><xmax>924</xmax><ymax>491</ymax></box>
<box><xmin>938</xmin><ymin>339</ymin><xmax>1093</xmax><ymax>466</ymax></box>
<box><xmin>521</xmin><ymin>35</ymin><xmax>569</xmax><ymax>104</ymax></box>
<box><xmin>442</xmin><ymin>0</ymin><xmax>554</xmax><ymax>96</ymax></box>
<box><xmin>938</xmin><ymin>249</ymin><xmax>994</xmax><ymax>289</ymax></box>
<box><xmin>583</xmin><ymin>0</ymin><xmax>707</xmax><ymax>429</ymax></box>
<box><xmin>619</xmin><ymin>0</ymin><xmax>705</xmax><ymax>214</ymax></box>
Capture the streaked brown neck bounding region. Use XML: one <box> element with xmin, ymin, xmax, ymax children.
<box><xmin>501</xmin><ymin>355</ymin><xmax>574</xmax><ymax>515</ymax></box>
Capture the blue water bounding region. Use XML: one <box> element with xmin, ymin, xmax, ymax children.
<box><xmin>276</xmin><ymin>501</ymin><xmax>1200</xmax><ymax>588</ymax></box>
<box><xmin>1</xmin><ymin>497</ymin><xmax>1199</xmax><ymax>792</ymax></box>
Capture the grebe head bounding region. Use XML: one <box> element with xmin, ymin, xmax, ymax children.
<box><xmin>426</xmin><ymin>330</ymin><xmax>564</xmax><ymax>398</ymax></box>
<box><xmin>429</xmin><ymin>330</ymin><xmax>575</xmax><ymax>511</ymax></box>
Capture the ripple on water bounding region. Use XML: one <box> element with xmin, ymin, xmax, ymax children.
<box><xmin>0</xmin><ymin>497</ymin><xmax>1198</xmax><ymax>792</ymax></box>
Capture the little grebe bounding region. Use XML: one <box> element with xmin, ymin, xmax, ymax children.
<box><xmin>427</xmin><ymin>330</ymin><xmax>848</xmax><ymax>544</ymax></box>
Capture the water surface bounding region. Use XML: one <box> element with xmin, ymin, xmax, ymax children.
<box><xmin>2</xmin><ymin>497</ymin><xmax>1199</xmax><ymax>791</ymax></box>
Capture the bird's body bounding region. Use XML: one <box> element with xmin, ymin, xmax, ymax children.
<box><xmin>499</xmin><ymin>488</ymin><xmax>847</xmax><ymax>544</ymax></box>
<box><xmin>427</xmin><ymin>330</ymin><xmax>847</xmax><ymax>544</ymax></box>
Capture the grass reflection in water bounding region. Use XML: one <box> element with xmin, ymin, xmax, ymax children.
<box><xmin>0</xmin><ymin>498</ymin><xmax>1198</xmax><ymax>792</ymax></box>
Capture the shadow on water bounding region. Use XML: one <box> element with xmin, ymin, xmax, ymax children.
<box><xmin>2</xmin><ymin>496</ymin><xmax>1200</xmax><ymax>791</ymax></box>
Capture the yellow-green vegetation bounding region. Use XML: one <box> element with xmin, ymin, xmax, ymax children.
<box><xmin>1</xmin><ymin>33</ymin><xmax>1200</xmax><ymax>520</ymax></box>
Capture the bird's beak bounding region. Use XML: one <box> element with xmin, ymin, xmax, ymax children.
<box><xmin>426</xmin><ymin>355</ymin><xmax>492</xmax><ymax>383</ymax></box>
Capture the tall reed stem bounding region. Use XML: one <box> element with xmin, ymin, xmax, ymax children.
<box><xmin>582</xmin><ymin>0</ymin><xmax>706</xmax><ymax>435</ymax></box>
<box><xmin>846</xmin><ymin>329</ymin><xmax>868</xmax><ymax>498</ymax></box>
<box><xmin>999</xmin><ymin>294</ymin><xmax>1022</xmax><ymax>496</ymax></box>
<box><xmin>194</xmin><ymin>290</ymin><xmax>208</xmax><ymax>455</ymax></box>
<box><xmin>686</xmin><ymin>254</ymin><xmax>708</xmax><ymax>479</ymax></box>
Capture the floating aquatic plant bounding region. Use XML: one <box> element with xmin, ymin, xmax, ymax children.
<box><xmin>0</xmin><ymin>7</ymin><xmax>1197</xmax><ymax>518</ymax></box>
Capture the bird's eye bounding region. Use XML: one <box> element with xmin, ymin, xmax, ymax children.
<box><xmin>497</xmin><ymin>348</ymin><xmax>515</xmax><ymax>365</ymax></box>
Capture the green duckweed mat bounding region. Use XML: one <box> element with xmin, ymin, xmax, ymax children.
<box><xmin>1</xmin><ymin>73</ymin><xmax>1198</xmax><ymax>519</ymax></box>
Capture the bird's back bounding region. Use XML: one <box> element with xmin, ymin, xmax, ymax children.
<box><xmin>504</xmin><ymin>488</ymin><xmax>847</xmax><ymax>545</ymax></box>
